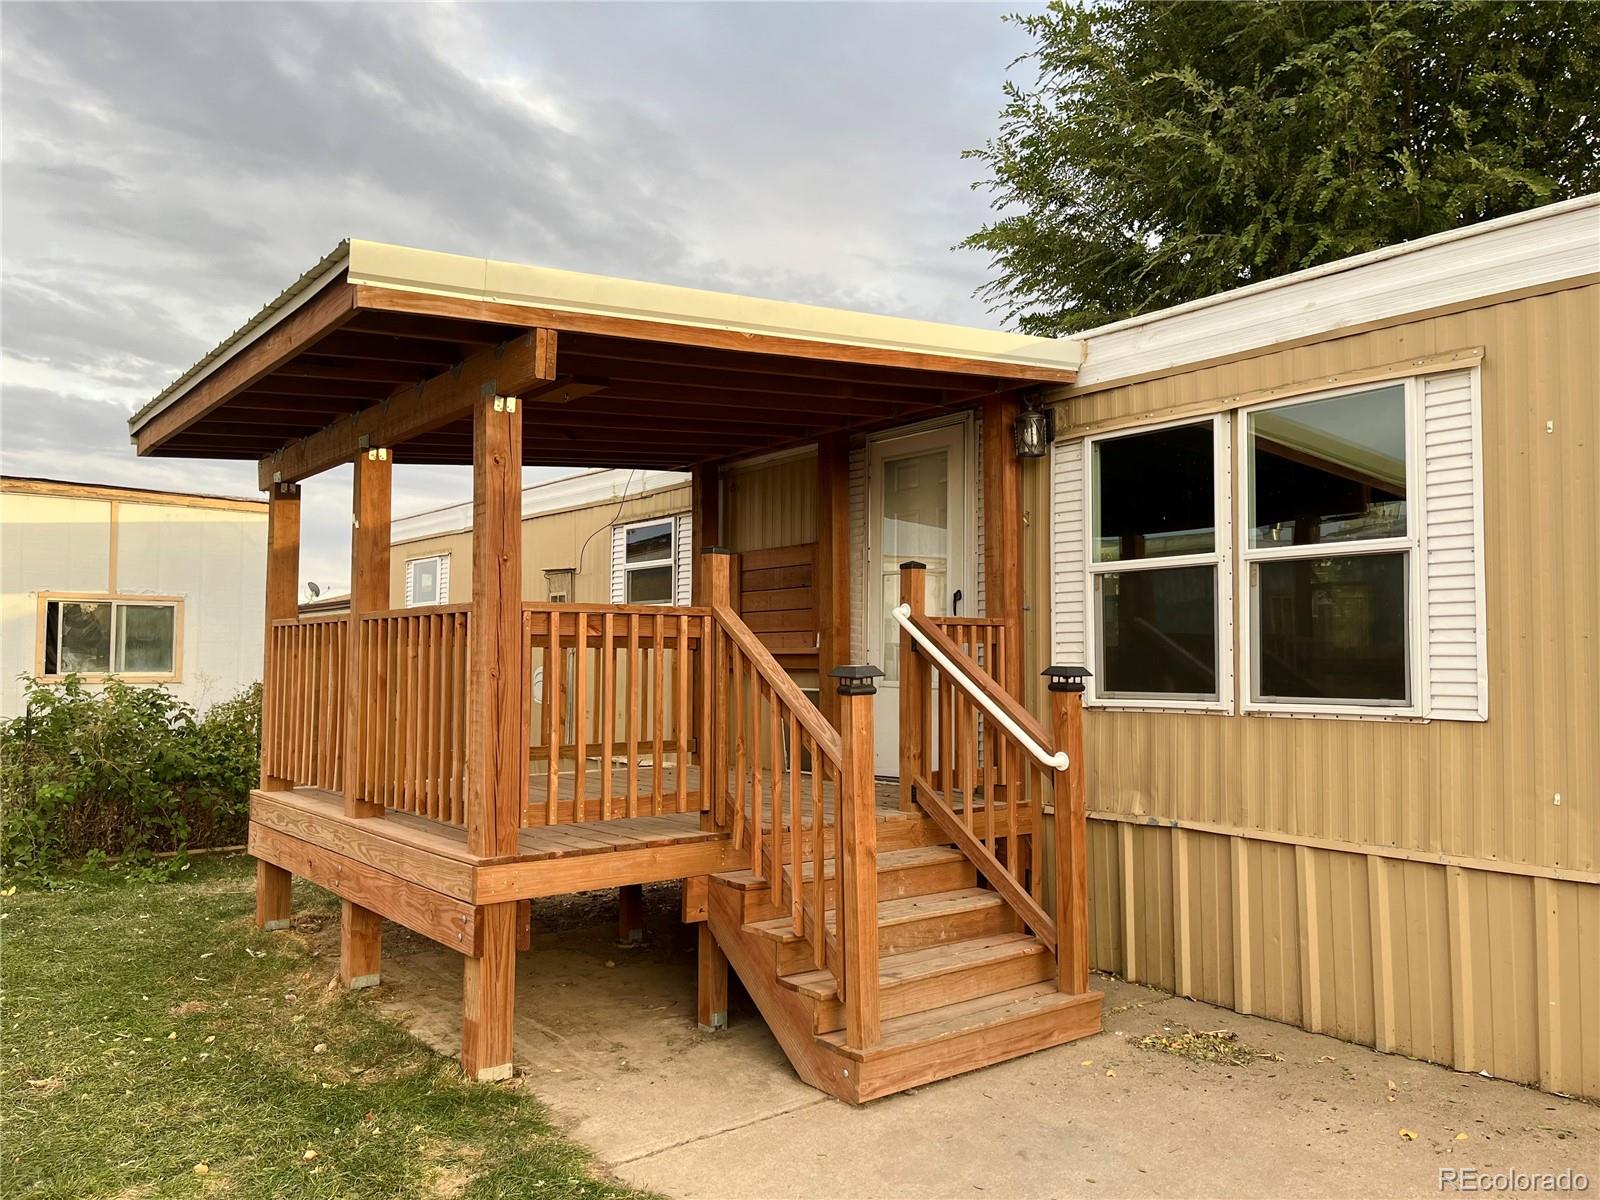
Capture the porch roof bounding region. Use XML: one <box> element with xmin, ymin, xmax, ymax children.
<box><xmin>130</xmin><ymin>239</ymin><xmax>1084</xmax><ymax>482</ymax></box>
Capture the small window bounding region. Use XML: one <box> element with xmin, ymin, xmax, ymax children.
<box><xmin>623</xmin><ymin>520</ymin><xmax>673</xmax><ymax>605</ymax></box>
<box><xmin>405</xmin><ymin>555</ymin><xmax>449</xmax><ymax>608</ymax></box>
<box><xmin>41</xmin><ymin>597</ymin><xmax>178</xmax><ymax>678</ymax></box>
<box><xmin>1088</xmin><ymin>419</ymin><xmax>1224</xmax><ymax>703</ymax></box>
<box><xmin>1244</xmin><ymin>384</ymin><xmax>1413</xmax><ymax>708</ymax></box>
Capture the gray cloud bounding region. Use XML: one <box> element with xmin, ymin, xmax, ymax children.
<box><xmin>1</xmin><ymin>1</ymin><xmax>1034</xmax><ymax>593</ymax></box>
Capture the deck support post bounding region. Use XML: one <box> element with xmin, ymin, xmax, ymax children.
<box><xmin>345</xmin><ymin>447</ymin><xmax>391</xmax><ymax>820</ymax></box>
<box><xmin>256</xmin><ymin>482</ymin><xmax>300</xmax><ymax>931</ymax></box>
<box><xmin>339</xmin><ymin>900</ymin><xmax>382</xmax><ymax>989</ymax></box>
<box><xmin>260</xmin><ymin>481</ymin><xmax>300</xmax><ymax>792</ymax></box>
<box><xmin>255</xmin><ymin>860</ymin><xmax>292</xmax><ymax>931</ymax></box>
<box><xmin>833</xmin><ymin>664</ymin><xmax>883</xmax><ymax>1052</ymax></box>
<box><xmin>897</xmin><ymin>562</ymin><xmax>928</xmax><ymax>813</ymax></box>
<box><xmin>461</xmin><ymin>901</ymin><xmax>518</xmax><ymax>1081</ymax></box>
<box><xmin>697</xmin><ymin>924</ymin><xmax>729</xmax><ymax>1032</ymax></box>
<box><xmin>981</xmin><ymin>396</ymin><xmax>1025</xmax><ymax>696</ymax></box>
<box><xmin>816</xmin><ymin>433</ymin><xmax>851</xmax><ymax>731</ymax></box>
<box><xmin>1046</xmin><ymin>666</ymin><xmax>1091</xmax><ymax>995</ymax></box>
<box><xmin>617</xmin><ymin>883</ymin><xmax>645</xmax><ymax>944</ymax></box>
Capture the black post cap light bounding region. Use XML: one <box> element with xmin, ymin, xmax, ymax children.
<box><xmin>1042</xmin><ymin>665</ymin><xmax>1091</xmax><ymax>693</ymax></box>
<box><xmin>830</xmin><ymin>664</ymin><xmax>885</xmax><ymax>696</ymax></box>
<box><xmin>898</xmin><ymin>560</ymin><xmax>928</xmax><ymax>571</ymax></box>
<box><xmin>700</xmin><ymin>546</ymin><xmax>735</xmax><ymax>555</ymax></box>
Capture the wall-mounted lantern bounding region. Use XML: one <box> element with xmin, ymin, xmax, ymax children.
<box><xmin>1012</xmin><ymin>395</ymin><xmax>1055</xmax><ymax>459</ymax></box>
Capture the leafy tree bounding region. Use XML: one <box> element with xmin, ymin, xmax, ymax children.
<box><xmin>964</xmin><ymin>1</ymin><xmax>1600</xmax><ymax>335</ymax></box>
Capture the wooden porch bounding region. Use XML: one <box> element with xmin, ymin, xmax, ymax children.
<box><xmin>130</xmin><ymin>241</ymin><xmax>1098</xmax><ymax>1100</ymax></box>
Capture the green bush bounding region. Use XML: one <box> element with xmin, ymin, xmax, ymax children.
<box><xmin>0</xmin><ymin>677</ymin><xmax>260</xmax><ymax>877</ymax></box>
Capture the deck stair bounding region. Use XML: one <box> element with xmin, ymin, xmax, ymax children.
<box><xmin>706</xmin><ymin>825</ymin><xmax>1101</xmax><ymax>1103</ymax></box>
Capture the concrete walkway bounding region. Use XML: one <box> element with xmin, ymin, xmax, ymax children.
<box><xmin>364</xmin><ymin>885</ymin><xmax>1597</xmax><ymax>1200</ymax></box>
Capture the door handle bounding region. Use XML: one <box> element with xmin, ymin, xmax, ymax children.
<box><xmin>952</xmin><ymin>588</ymin><xmax>963</xmax><ymax>615</ymax></box>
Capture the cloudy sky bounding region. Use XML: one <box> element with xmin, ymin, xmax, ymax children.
<box><xmin>1</xmin><ymin>1</ymin><xmax>1037</xmax><ymax>592</ymax></box>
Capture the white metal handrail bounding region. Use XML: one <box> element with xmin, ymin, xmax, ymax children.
<box><xmin>892</xmin><ymin>603</ymin><xmax>1069</xmax><ymax>773</ymax></box>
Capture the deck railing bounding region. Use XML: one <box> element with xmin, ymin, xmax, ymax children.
<box><xmin>353</xmin><ymin>606</ymin><xmax>471</xmax><ymax>823</ymax></box>
<box><xmin>929</xmin><ymin>614</ymin><xmax>1009</xmax><ymax>688</ymax></box>
<box><xmin>710</xmin><ymin>603</ymin><xmax>847</xmax><ymax>974</ymax></box>
<box><xmin>262</xmin><ymin>614</ymin><xmax>348</xmax><ymax>792</ymax></box>
<box><xmin>520</xmin><ymin>604</ymin><xmax>711</xmax><ymax>825</ymax></box>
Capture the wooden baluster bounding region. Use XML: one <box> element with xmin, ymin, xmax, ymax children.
<box><xmin>811</xmin><ymin>753</ymin><xmax>826</xmax><ymax>968</ymax></box>
<box><xmin>601</xmin><ymin>612</ymin><xmax>616</xmax><ymax>820</ymax></box>
<box><xmin>676</xmin><ymin>613</ymin><xmax>690</xmax><ymax>813</ymax></box>
<box><xmin>788</xmin><ymin>711</ymin><xmax>802</xmax><ymax>931</ymax></box>
<box><xmin>648</xmin><ymin>615</ymin><xmax>663</xmax><ymax>813</ymax></box>
<box><xmin>752</xmin><ymin>677</ymin><xmax>767</xmax><ymax>880</ymax></box>
<box><xmin>626</xmin><ymin>614</ymin><xmax>640</xmax><ymax>818</ymax></box>
<box><xmin>446</xmin><ymin>615</ymin><xmax>460</xmax><ymax>824</ymax></box>
<box><xmin>731</xmin><ymin>651</ymin><xmax>746</xmax><ymax>850</ymax></box>
<box><xmin>898</xmin><ymin>562</ymin><xmax>926</xmax><ymax>814</ymax></box>
<box><xmin>959</xmin><ymin>691</ymin><xmax>976</xmax><ymax>832</ymax></box>
<box><xmin>544</xmin><ymin>612</ymin><xmax>561</xmax><ymax>825</ymax></box>
<box><xmin>938</xmin><ymin>670</ymin><xmax>953</xmax><ymax>804</ymax></box>
<box><xmin>1029</xmin><ymin>764</ymin><xmax>1044</xmax><ymax>905</ymax></box>
<box><xmin>573</xmin><ymin>611</ymin><xmax>588</xmax><ymax>822</ymax></box>
<box><xmin>983</xmin><ymin>708</ymin><xmax>995</xmax><ymax>854</ymax></box>
<box><xmin>1005</xmin><ymin>738</ymin><xmax>1018</xmax><ymax>875</ymax></box>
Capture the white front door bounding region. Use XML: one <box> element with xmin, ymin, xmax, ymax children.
<box><xmin>866</xmin><ymin>422</ymin><xmax>973</xmax><ymax>776</ymax></box>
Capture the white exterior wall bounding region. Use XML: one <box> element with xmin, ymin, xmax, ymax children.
<box><xmin>0</xmin><ymin>488</ymin><xmax>267</xmax><ymax>718</ymax></box>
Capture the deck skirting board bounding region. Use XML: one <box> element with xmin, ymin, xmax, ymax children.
<box><xmin>248</xmin><ymin>822</ymin><xmax>480</xmax><ymax>954</ymax></box>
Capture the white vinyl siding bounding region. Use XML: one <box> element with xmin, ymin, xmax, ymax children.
<box><xmin>1421</xmin><ymin>369</ymin><xmax>1488</xmax><ymax>720</ymax></box>
<box><xmin>1050</xmin><ymin>437</ymin><xmax>1089</xmax><ymax>669</ymax></box>
<box><xmin>609</xmin><ymin>526</ymin><xmax>626</xmax><ymax>604</ymax></box>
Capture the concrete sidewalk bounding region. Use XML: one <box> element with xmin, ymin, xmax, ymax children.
<box><xmin>366</xmin><ymin>885</ymin><xmax>1597</xmax><ymax>1200</ymax></box>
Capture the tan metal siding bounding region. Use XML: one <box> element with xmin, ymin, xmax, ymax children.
<box><xmin>1046</xmin><ymin>282</ymin><xmax>1599</xmax><ymax>1100</ymax></box>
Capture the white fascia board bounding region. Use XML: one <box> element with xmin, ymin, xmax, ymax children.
<box><xmin>390</xmin><ymin>468</ymin><xmax>689</xmax><ymax>543</ymax></box>
<box><xmin>1073</xmin><ymin>195</ymin><xmax>1600</xmax><ymax>390</ymax></box>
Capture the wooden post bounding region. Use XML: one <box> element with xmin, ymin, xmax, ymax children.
<box><xmin>260</xmin><ymin>481</ymin><xmax>300</xmax><ymax>791</ymax></box>
<box><xmin>691</xmin><ymin>463</ymin><xmax>720</xmax><ymax>580</ymax></box>
<box><xmin>256</xmin><ymin>481</ymin><xmax>299</xmax><ymax>930</ymax></box>
<box><xmin>982</xmin><ymin>397</ymin><xmax>1024</xmax><ymax>696</ymax></box>
<box><xmin>461</xmin><ymin>901</ymin><xmax>517</xmax><ymax>1081</ymax></box>
<box><xmin>816</xmin><ymin>434</ymin><xmax>851</xmax><ymax>730</ymax></box>
<box><xmin>832</xmin><ymin>664</ymin><xmax>882</xmax><ymax>1051</ymax></box>
<box><xmin>339</xmin><ymin>900</ymin><xmax>382</xmax><ymax>989</ymax></box>
<box><xmin>700</xmin><ymin>549</ymin><xmax>733</xmax><ymax>832</ymax></box>
<box><xmin>897</xmin><ymin>562</ymin><xmax>927</xmax><ymax>813</ymax></box>
<box><xmin>346</xmin><ymin>447</ymin><xmax>391</xmax><ymax>819</ymax></box>
<box><xmin>618</xmin><ymin>883</ymin><xmax>645</xmax><ymax>944</ymax></box>
<box><xmin>516</xmin><ymin>900</ymin><xmax>532</xmax><ymax>952</ymax></box>
<box><xmin>697</xmin><ymin>924</ymin><xmax>729</xmax><ymax>1032</ymax></box>
<box><xmin>466</xmin><ymin>386</ymin><xmax>525</xmax><ymax>860</ymax></box>
<box><xmin>1045</xmin><ymin>665</ymin><xmax>1090</xmax><ymax>995</ymax></box>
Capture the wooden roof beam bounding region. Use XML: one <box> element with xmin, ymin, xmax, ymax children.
<box><xmin>258</xmin><ymin>329</ymin><xmax>557</xmax><ymax>488</ymax></box>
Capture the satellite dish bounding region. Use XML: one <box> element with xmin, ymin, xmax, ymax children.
<box><xmin>306</xmin><ymin>582</ymin><xmax>322</xmax><ymax>599</ymax></box>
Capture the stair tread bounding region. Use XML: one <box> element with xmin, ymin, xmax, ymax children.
<box><xmin>818</xmin><ymin>982</ymin><xmax>1085</xmax><ymax>1054</ymax></box>
<box><xmin>748</xmin><ymin>888</ymin><xmax>1005</xmax><ymax>944</ymax></box>
<box><xmin>780</xmin><ymin>932</ymin><xmax>1044</xmax><ymax>1000</ymax></box>
<box><xmin>714</xmin><ymin>845</ymin><xmax>962</xmax><ymax>892</ymax></box>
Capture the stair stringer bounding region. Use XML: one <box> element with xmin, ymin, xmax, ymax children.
<box><xmin>706</xmin><ymin>880</ymin><xmax>861</xmax><ymax>1103</ymax></box>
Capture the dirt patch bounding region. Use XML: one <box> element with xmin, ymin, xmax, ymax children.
<box><xmin>1135</xmin><ymin>1024</ymin><xmax>1282</xmax><ymax>1066</ymax></box>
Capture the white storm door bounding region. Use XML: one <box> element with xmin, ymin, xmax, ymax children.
<box><xmin>866</xmin><ymin>422</ymin><xmax>972</xmax><ymax>776</ymax></box>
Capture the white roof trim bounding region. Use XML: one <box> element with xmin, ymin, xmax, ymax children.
<box><xmin>346</xmin><ymin>239</ymin><xmax>1084</xmax><ymax>375</ymax></box>
<box><xmin>391</xmin><ymin>468</ymin><xmax>688</xmax><ymax>544</ymax></box>
<box><xmin>1072</xmin><ymin>194</ymin><xmax>1600</xmax><ymax>389</ymax></box>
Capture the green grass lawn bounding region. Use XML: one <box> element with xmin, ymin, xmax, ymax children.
<box><xmin>1</xmin><ymin>854</ymin><xmax>652</xmax><ymax>1199</ymax></box>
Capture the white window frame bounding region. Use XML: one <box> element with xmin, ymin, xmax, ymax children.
<box><xmin>405</xmin><ymin>554</ymin><xmax>450</xmax><ymax>608</ymax></box>
<box><xmin>37</xmin><ymin>593</ymin><xmax>183</xmax><ymax>682</ymax></box>
<box><xmin>1237</xmin><ymin>377</ymin><xmax>1426</xmax><ymax>718</ymax></box>
<box><xmin>620</xmin><ymin>517</ymin><xmax>675</xmax><ymax>606</ymax></box>
<box><xmin>1083</xmin><ymin>413</ymin><xmax>1233</xmax><ymax>713</ymax></box>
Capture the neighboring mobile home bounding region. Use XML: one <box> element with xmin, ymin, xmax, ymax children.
<box><xmin>0</xmin><ymin>476</ymin><xmax>267</xmax><ymax>718</ymax></box>
<box><xmin>125</xmin><ymin>195</ymin><xmax>1597</xmax><ymax>1102</ymax></box>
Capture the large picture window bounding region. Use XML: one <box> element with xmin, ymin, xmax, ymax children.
<box><xmin>1088</xmin><ymin>418</ymin><xmax>1225</xmax><ymax>704</ymax></box>
<box><xmin>622</xmin><ymin>519</ymin><xmax>674</xmax><ymax>604</ymax></box>
<box><xmin>40</xmin><ymin>596</ymin><xmax>180</xmax><ymax>679</ymax></box>
<box><xmin>1244</xmin><ymin>382</ymin><xmax>1413</xmax><ymax>708</ymax></box>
